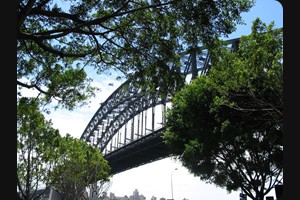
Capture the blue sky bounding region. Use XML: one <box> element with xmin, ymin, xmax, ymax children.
<box><xmin>47</xmin><ymin>0</ymin><xmax>283</xmax><ymax>199</ymax></box>
<box><xmin>104</xmin><ymin>1</ymin><xmax>283</xmax><ymax>200</ymax></box>
<box><xmin>227</xmin><ymin>0</ymin><xmax>283</xmax><ymax>39</ymax></box>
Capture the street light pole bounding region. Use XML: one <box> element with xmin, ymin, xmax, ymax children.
<box><xmin>171</xmin><ymin>168</ymin><xmax>178</xmax><ymax>200</ymax></box>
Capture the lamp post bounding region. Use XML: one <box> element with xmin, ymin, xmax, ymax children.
<box><xmin>171</xmin><ymin>168</ymin><xmax>178</xmax><ymax>200</ymax></box>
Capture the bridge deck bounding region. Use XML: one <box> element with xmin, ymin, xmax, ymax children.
<box><xmin>104</xmin><ymin>128</ymin><xmax>171</xmax><ymax>175</ymax></box>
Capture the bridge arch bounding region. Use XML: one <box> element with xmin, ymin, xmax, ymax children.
<box><xmin>80</xmin><ymin>38</ymin><xmax>240</xmax><ymax>173</ymax></box>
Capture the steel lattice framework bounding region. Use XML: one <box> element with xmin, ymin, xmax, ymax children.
<box><xmin>80</xmin><ymin>77</ymin><xmax>169</xmax><ymax>152</ymax></box>
<box><xmin>80</xmin><ymin>38</ymin><xmax>240</xmax><ymax>170</ymax></box>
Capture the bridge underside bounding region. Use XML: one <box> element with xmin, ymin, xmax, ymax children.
<box><xmin>104</xmin><ymin>128</ymin><xmax>172</xmax><ymax>175</ymax></box>
<box><xmin>81</xmin><ymin>38</ymin><xmax>240</xmax><ymax>175</ymax></box>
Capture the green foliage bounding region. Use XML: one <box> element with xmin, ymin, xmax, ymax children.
<box><xmin>17</xmin><ymin>98</ymin><xmax>111</xmax><ymax>200</ymax></box>
<box><xmin>17</xmin><ymin>97</ymin><xmax>62</xmax><ymax>200</ymax></box>
<box><xmin>50</xmin><ymin>134</ymin><xmax>111</xmax><ymax>200</ymax></box>
<box><xmin>17</xmin><ymin>1</ymin><xmax>256</xmax><ymax>198</ymax></box>
<box><xmin>163</xmin><ymin>18</ymin><xmax>283</xmax><ymax>200</ymax></box>
<box><xmin>17</xmin><ymin>0</ymin><xmax>254</xmax><ymax>110</ymax></box>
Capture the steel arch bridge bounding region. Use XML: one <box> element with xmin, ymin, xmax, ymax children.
<box><xmin>80</xmin><ymin>38</ymin><xmax>240</xmax><ymax>175</ymax></box>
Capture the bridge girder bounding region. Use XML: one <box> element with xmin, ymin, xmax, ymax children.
<box><xmin>80</xmin><ymin>38</ymin><xmax>240</xmax><ymax>173</ymax></box>
<box><xmin>104</xmin><ymin>128</ymin><xmax>170</xmax><ymax>175</ymax></box>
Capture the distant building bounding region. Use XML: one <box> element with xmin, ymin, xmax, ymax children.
<box><xmin>17</xmin><ymin>188</ymin><xmax>63</xmax><ymax>200</ymax></box>
<box><xmin>129</xmin><ymin>189</ymin><xmax>146</xmax><ymax>200</ymax></box>
<box><xmin>48</xmin><ymin>188</ymin><xmax>64</xmax><ymax>200</ymax></box>
<box><xmin>109</xmin><ymin>192</ymin><xmax>117</xmax><ymax>200</ymax></box>
<box><xmin>101</xmin><ymin>189</ymin><xmax>163</xmax><ymax>200</ymax></box>
<box><xmin>120</xmin><ymin>196</ymin><xmax>130</xmax><ymax>200</ymax></box>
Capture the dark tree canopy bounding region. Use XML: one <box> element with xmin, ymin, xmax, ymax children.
<box><xmin>163</xmin><ymin>18</ymin><xmax>283</xmax><ymax>200</ymax></box>
<box><xmin>17</xmin><ymin>1</ymin><xmax>258</xmax><ymax>198</ymax></box>
<box><xmin>17</xmin><ymin>0</ymin><xmax>254</xmax><ymax>111</ymax></box>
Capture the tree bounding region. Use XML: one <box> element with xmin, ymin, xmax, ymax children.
<box><xmin>17</xmin><ymin>1</ymin><xmax>256</xmax><ymax>198</ymax></box>
<box><xmin>163</xmin><ymin>18</ymin><xmax>283</xmax><ymax>200</ymax></box>
<box><xmin>17</xmin><ymin>97</ymin><xmax>62</xmax><ymax>200</ymax></box>
<box><xmin>17</xmin><ymin>97</ymin><xmax>111</xmax><ymax>200</ymax></box>
<box><xmin>17</xmin><ymin>0</ymin><xmax>254</xmax><ymax>111</ymax></box>
<box><xmin>50</xmin><ymin>134</ymin><xmax>111</xmax><ymax>200</ymax></box>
